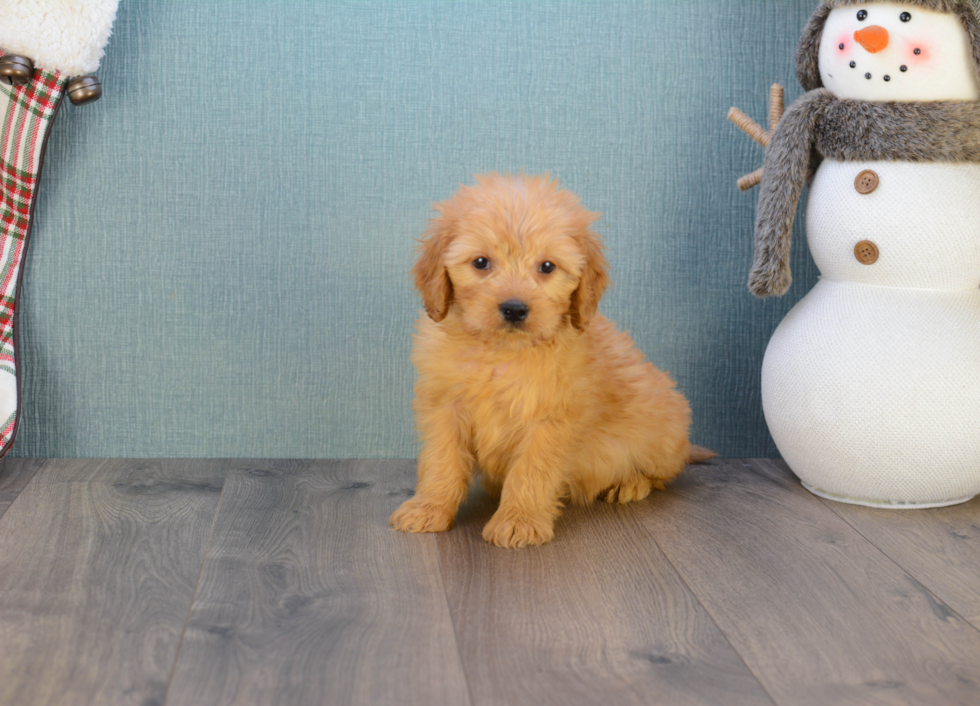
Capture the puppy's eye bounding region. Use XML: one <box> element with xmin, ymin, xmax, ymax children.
<box><xmin>473</xmin><ymin>257</ymin><xmax>490</xmax><ymax>270</ymax></box>
<box><xmin>900</xmin><ymin>11</ymin><xmax>911</xmax><ymax>22</ymax></box>
<box><xmin>539</xmin><ymin>261</ymin><xmax>556</xmax><ymax>274</ymax></box>
<box><xmin>857</xmin><ymin>9</ymin><xmax>867</xmax><ymax>20</ymax></box>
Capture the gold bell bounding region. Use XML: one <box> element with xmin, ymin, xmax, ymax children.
<box><xmin>0</xmin><ymin>54</ymin><xmax>34</xmax><ymax>87</ymax></box>
<box><xmin>67</xmin><ymin>75</ymin><xmax>102</xmax><ymax>105</ymax></box>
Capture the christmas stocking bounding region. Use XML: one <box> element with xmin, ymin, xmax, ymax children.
<box><xmin>0</xmin><ymin>0</ymin><xmax>119</xmax><ymax>455</ymax></box>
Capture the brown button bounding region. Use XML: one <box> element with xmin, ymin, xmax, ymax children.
<box><xmin>854</xmin><ymin>240</ymin><xmax>879</xmax><ymax>265</ymax></box>
<box><xmin>854</xmin><ymin>170</ymin><xmax>879</xmax><ymax>194</ymax></box>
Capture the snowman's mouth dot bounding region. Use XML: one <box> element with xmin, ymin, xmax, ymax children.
<box><xmin>849</xmin><ymin>64</ymin><xmax>906</xmax><ymax>81</ymax></box>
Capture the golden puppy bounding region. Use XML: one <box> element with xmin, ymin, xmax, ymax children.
<box><xmin>390</xmin><ymin>173</ymin><xmax>712</xmax><ymax>548</ymax></box>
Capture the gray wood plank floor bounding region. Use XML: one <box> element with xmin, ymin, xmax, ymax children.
<box><xmin>0</xmin><ymin>459</ymin><xmax>229</xmax><ymax>706</ymax></box>
<box><xmin>0</xmin><ymin>457</ymin><xmax>978</xmax><ymax>706</ymax></box>
<box><xmin>166</xmin><ymin>460</ymin><xmax>471</xmax><ymax>706</ymax></box>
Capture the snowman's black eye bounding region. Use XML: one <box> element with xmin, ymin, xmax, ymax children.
<box><xmin>857</xmin><ymin>9</ymin><xmax>868</xmax><ymax>20</ymax></box>
<box><xmin>900</xmin><ymin>12</ymin><xmax>911</xmax><ymax>22</ymax></box>
<box><xmin>473</xmin><ymin>257</ymin><xmax>490</xmax><ymax>270</ymax></box>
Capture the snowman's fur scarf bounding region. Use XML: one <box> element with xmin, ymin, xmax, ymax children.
<box><xmin>752</xmin><ymin>90</ymin><xmax>835</xmax><ymax>297</ymax></box>
<box><xmin>751</xmin><ymin>91</ymin><xmax>980</xmax><ymax>296</ymax></box>
<box><xmin>817</xmin><ymin>97</ymin><xmax>980</xmax><ymax>160</ymax></box>
<box><xmin>0</xmin><ymin>0</ymin><xmax>119</xmax><ymax>76</ymax></box>
<box><xmin>798</xmin><ymin>0</ymin><xmax>980</xmax><ymax>91</ymax></box>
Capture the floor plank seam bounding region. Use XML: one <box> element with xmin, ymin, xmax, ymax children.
<box><xmin>624</xmin><ymin>497</ymin><xmax>780</xmax><ymax>706</ymax></box>
<box><xmin>160</xmin><ymin>459</ymin><xmax>234</xmax><ymax>706</ymax></box>
<box><xmin>434</xmin><ymin>532</ymin><xmax>478</xmax><ymax>706</ymax></box>
<box><xmin>743</xmin><ymin>459</ymin><xmax>980</xmax><ymax>639</ymax></box>
<box><xmin>0</xmin><ymin>458</ymin><xmax>46</xmax><ymax>523</ymax></box>
<box><xmin>814</xmin><ymin>494</ymin><xmax>980</xmax><ymax>638</ymax></box>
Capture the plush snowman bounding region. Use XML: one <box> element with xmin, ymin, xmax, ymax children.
<box><xmin>746</xmin><ymin>0</ymin><xmax>980</xmax><ymax>507</ymax></box>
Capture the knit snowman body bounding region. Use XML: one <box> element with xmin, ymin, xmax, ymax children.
<box><xmin>753</xmin><ymin>0</ymin><xmax>980</xmax><ymax>507</ymax></box>
<box><xmin>806</xmin><ymin>160</ymin><xmax>980</xmax><ymax>288</ymax></box>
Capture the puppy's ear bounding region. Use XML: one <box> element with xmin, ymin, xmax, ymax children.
<box><xmin>412</xmin><ymin>211</ymin><xmax>455</xmax><ymax>322</ymax></box>
<box><xmin>569</xmin><ymin>228</ymin><xmax>609</xmax><ymax>331</ymax></box>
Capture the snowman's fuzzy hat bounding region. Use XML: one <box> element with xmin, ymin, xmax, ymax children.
<box><xmin>797</xmin><ymin>0</ymin><xmax>980</xmax><ymax>91</ymax></box>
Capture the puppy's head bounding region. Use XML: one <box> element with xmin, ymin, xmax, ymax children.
<box><xmin>413</xmin><ymin>173</ymin><xmax>608</xmax><ymax>344</ymax></box>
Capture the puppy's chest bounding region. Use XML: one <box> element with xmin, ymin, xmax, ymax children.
<box><xmin>458</xmin><ymin>360</ymin><xmax>564</xmax><ymax>464</ymax></box>
<box><xmin>460</xmin><ymin>362</ymin><xmax>540</xmax><ymax>421</ymax></box>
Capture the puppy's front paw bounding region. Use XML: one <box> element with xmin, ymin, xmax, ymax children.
<box><xmin>389</xmin><ymin>499</ymin><xmax>455</xmax><ymax>534</ymax></box>
<box><xmin>482</xmin><ymin>507</ymin><xmax>554</xmax><ymax>549</ymax></box>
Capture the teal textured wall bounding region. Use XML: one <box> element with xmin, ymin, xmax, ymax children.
<box><xmin>13</xmin><ymin>0</ymin><xmax>819</xmax><ymax>458</ymax></box>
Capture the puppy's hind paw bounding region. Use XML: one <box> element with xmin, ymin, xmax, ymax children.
<box><xmin>603</xmin><ymin>475</ymin><xmax>655</xmax><ymax>504</ymax></box>
<box><xmin>389</xmin><ymin>499</ymin><xmax>455</xmax><ymax>534</ymax></box>
<box><xmin>482</xmin><ymin>508</ymin><xmax>554</xmax><ymax>549</ymax></box>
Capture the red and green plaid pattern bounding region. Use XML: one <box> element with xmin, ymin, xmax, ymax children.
<box><xmin>0</xmin><ymin>55</ymin><xmax>66</xmax><ymax>451</ymax></box>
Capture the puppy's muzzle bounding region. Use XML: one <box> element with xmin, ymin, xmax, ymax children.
<box><xmin>499</xmin><ymin>299</ymin><xmax>530</xmax><ymax>326</ymax></box>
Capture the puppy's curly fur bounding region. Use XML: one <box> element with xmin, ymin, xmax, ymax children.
<box><xmin>390</xmin><ymin>173</ymin><xmax>712</xmax><ymax>548</ymax></box>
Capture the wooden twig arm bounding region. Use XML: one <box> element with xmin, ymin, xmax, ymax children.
<box><xmin>769</xmin><ymin>84</ymin><xmax>785</xmax><ymax>130</ymax></box>
<box><xmin>728</xmin><ymin>84</ymin><xmax>786</xmax><ymax>191</ymax></box>
<box><xmin>728</xmin><ymin>108</ymin><xmax>770</xmax><ymax>148</ymax></box>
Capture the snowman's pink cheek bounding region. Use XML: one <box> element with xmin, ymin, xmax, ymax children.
<box><xmin>906</xmin><ymin>44</ymin><xmax>929</xmax><ymax>63</ymax></box>
<box><xmin>834</xmin><ymin>32</ymin><xmax>852</xmax><ymax>55</ymax></box>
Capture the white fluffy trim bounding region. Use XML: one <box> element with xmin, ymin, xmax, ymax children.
<box><xmin>0</xmin><ymin>0</ymin><xmax>120</xmax><ymax>76</ymax></box>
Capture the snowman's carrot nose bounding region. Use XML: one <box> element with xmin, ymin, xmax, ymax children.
<box><xmin>854</xmin><ymin>25</ymin><xmax>889</xmax><ymax>53</ymax></box>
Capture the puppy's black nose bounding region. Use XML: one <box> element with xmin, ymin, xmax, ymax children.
<box><xmin>499</xmin><ymin>299</ymin><xmax>530</xmax><ymax>325</ymax></box>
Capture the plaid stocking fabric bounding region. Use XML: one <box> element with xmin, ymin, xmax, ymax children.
<box><xmin>0</xmin><ymin>57</ymin><xmax>67</xmax><ymax>455</ymax></box>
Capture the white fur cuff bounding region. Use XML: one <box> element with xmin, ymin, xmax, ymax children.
<box><xmin>0</xmin><ymin>0</ymin><xmax>120</xmax><ymax>76</ymax></box>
